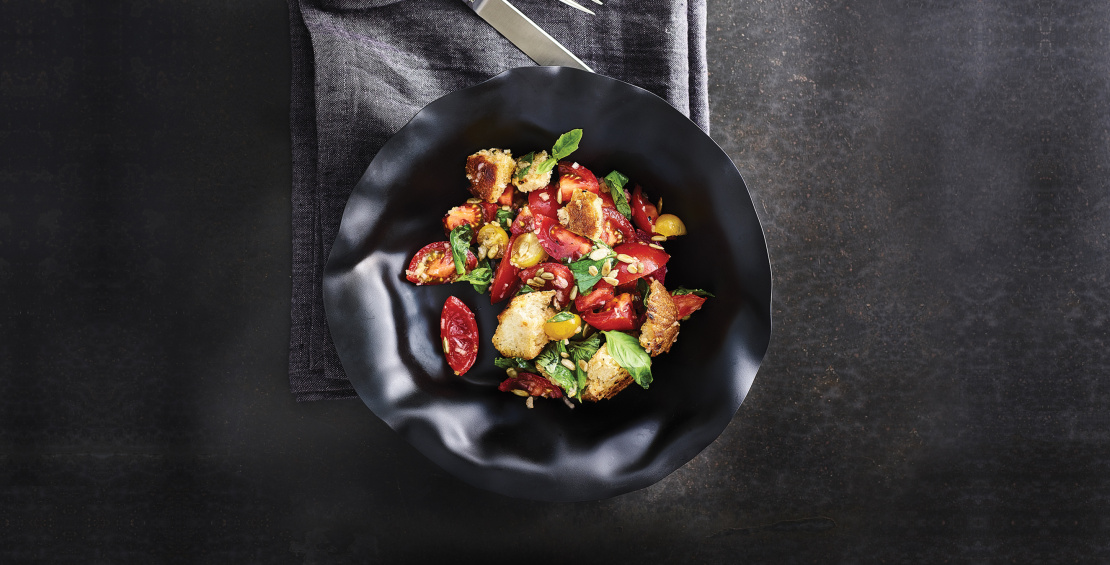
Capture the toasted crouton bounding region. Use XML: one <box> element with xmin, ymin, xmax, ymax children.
<box><xmin>465</xmin><ymin>148</ymin><xmax>515</xmax><ymax>202</ymax></box>
<box><xmin>512</xmin><ymin>150</ymin><xmax>552</xmax><ymax>192</ymax></box>
<box><xmin>639</xmin><ymin>279</ymin><xmax>680</xmax><ymax>356</ymax></box>
<box><xmin>582</xmin><ymin>343</ymin><xmax>634</xmax><ymax>401</ymax></box>
<box><xmin>492</xmin><ymin>290</ymin><xmax>557</xmax><ymax>360</ymax></box>
<box><xmin>557</xmin><ymin>189</ymin><xmax>604</xmax><ymax>240</ymax></box>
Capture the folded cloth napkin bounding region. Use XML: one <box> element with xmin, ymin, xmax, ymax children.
<box><xmin>289</xmin><ymin>0</ymin><xmax>709</xmax><ymax>401</ymax></box>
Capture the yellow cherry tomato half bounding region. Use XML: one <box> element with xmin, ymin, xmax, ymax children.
<box><xmin>477</xmin><ymin>223</ymin><xmax>509</xmax><ymax>259</ymax></box>
<box><xmin>544</xmin><ymin>312</ymin><xmax>582</xmax><ymax>340</ymax></box>
<box><xmin>654</xmin><ymin>213</ymin><xmax>687</xmax><ymax>237</ymax></box>
<box><xmin>509</xmin><ymin>232</ymin><xmax>548</xmax><ymax>268</ymax></box>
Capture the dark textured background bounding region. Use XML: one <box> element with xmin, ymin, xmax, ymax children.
<box><xmin>4</xmin><ymin>0</ymin><xmax>1109</xmax><ymax>562</ymax></box>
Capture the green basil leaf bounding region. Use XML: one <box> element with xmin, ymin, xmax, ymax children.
<box><xmin>495</xmin><ymin>208</ymin><xmax>514</xmax><ymax>231</ymax></box>
<box><xmin>602</xmin><ymin>331</ymin><xmax>653</xmax><ymax>389</ymax></box>
<box><xmin>535</xmin><ymin>342</ymin><xmax>578</xmax><ymax>397</ymax></box>
<box><xmin>547</xmin><ymin>310</ymin><xmax>576</xmax><ymax>324</ymax></box>
<box><xmin>456</xmin><ymin>260</ymin><xmax>492</xmax><ymax>294</ymax></box>
<box><xmin>448</xmin><ymin>224</ymin><xmax>474</xmax><ymax>275</ymax></box>
<box><xmin>672</xmin><ymin>287</ymin><xmax>716</xmax><ymax>297</ymax></box>
<box><xmin>603</xmin><ymin>170</ymin><xmax>633</xmax><ymax>220</ymax></box>
<box><xmin>514</xmin><ymin>151</ymin><xmax>536</xmax><ymax>181</ymax></box>
<box><xmin>532</xmin><ymin>157</ymin><xmax>558</xmax><ymax>176</ymax></box>
<box><xmin>516</xmin><ymin>284</ymin><xmax>536</xmax><ymax>296</ymax></box>
<box><xmin>567</xmin><ymin>244</ymin><xmax>614</xmax><ymax>294</ymax></box>
<box><xmin>567</xmin><ymin>333</ymin><xmax>601</xmax><ymax>396</ymax></box>
<box><xmin>494</xmin><ymin>356</ymin><xmax>536</xmax><ymax>373</ymax></box>
<box><xmin>636</xmin><ymin>277</ymin><xmax>652</xmax><ymax>306</ymax></box>
<box><xmin>550</xmin><ymin>129</ymin><xmax>582</xmax><ymax>160</ymax></box>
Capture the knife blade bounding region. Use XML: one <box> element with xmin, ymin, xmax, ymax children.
<box><xmin>464</xmin><ymin>0</ymin><xmax>593</xmax><ymax>72</ymax></box>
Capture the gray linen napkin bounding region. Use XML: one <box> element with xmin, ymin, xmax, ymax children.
<box><xmin>289</xmin><ymin>0</ymin><xmax>709</xmax><ymax>401</ymax></box>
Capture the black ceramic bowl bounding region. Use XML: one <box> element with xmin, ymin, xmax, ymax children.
<box><xmin>323</xmin><ymin>67</ymin><xmax>771</xmax><ymax>501</ymax></box>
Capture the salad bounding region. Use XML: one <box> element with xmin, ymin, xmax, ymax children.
<box><xmin>406</xmin><ymin>130</ymin><xmax>711</xmax><ymax>406</ymax></box>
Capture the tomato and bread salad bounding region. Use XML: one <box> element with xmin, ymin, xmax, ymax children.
<box><xmin>405</xmin><ymin>130</ymin><xmax>713</xmax><ymax>406</ymax></box>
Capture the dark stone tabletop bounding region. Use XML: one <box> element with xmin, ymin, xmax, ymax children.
<box><xmin>5</xmin><ymin>0</ymin><xmax>1108</xmax><ymax>562</ymax></box>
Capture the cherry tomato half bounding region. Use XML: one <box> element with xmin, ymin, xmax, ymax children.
<box><xmin>510</xmin><ymin>205</ymin><xmax>536</xmax><ymax>236</ymax></box>
<box><xmin>519</xmin><ymin>262</ymin><xmax>575</xmax><ymax>307</ymax></box>
<box><xmin>405</xmin><ymin>241</ymin><xmax>477</xmax><ymax>285</ymax></box>
<box><xmin>581</xmin><ymin>293</ymin><xmax>638</xmax><ymax>331</ymax></box>
<box><xmin>440</xmin><ymin>296</ymin><xmax>478</xmax><ymax>376</ymax></box>
<box><xmin>630</xmin><ymin>185</ymin><xmax>660</xmax><ymax>233</ymax></box>
<box><xmin>498</xmin><ymin>372</ymin><xmax>564</xmax><ymax>398</ymax></box>
<box><xmin>599</xmin><ymin>206</ymin><xmax>637</xmax><ymax>247</ymax></box>
<box><xmin>609</xmin><ymin>240</ymin><xmax>670</xmax><ymax>286</ymax></box>
<box><xmin>672</xmin><ymin>294</ymin><xmax>707</xmax><ymax>319</ymax></box>
<box><xmin>489</xmin><ymin>235</ymin><xmax>522</xmax><ymax>303</ymax></box>
<box><xmin>527</xmin><ymin>184</ymin><xmax>561</xmax><ymax>219</ymax></box>
<box><xmin>574</xmin><ymin>281</ymin><xmax>615</xmax><ymax>313</ymax></box>
<box><xmin>557</xmin><ymin>161</ymin><xmax>600</xmax><ymax>203</ymax></box>
<box><xmin>496</xmin><ymin>184</ymin><xmax>515</xmax><ymax>207</ymax></box>
<box><xmin>533</xmin><ymin>214</ymin><xmax>592</xmax><ymax>262</ymax></box>
<box><xmin>442</xmin><ymin>203</ymin><xmax>484</xmax><ymax>237</ymax></box>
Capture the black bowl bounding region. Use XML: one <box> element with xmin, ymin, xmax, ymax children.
<box><xmin>323</xmin><ymin>67</ymin><xmax>772</xmax><ymax>501</ymax></box>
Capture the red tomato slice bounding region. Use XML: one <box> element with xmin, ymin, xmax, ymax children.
<box><xmin>599</xmin><ymin>206</ymin><xmax>636</xmax><ymax>247</ymax></box>
<box><xmin>557</xmin><ymin>161</ymin><xmax>600</xmax><ymax>203</ymax></box>
<box><xmin>533</xmin><ymin>214</ymin><xmax>591</xmax><ymax>261</ymax></box>
<box><xmin>630</xmin><ymin>185</ymin><xmax>660</xmax><ymax>233</ymax></box>
<box><xmin>672</xmin><ymin>294</ymin><xmax>707</xmax><ymax>319</ymax></box>
<box><xmin>497</xmin><ymin>184</ymin><xmax>515</xmax><ymax>207</ymax></box>
<box><xmin>574</xmin><ymin>281</ymin><xmax>615</xmax><ymax>313</ymax></box>
<box><xmin>581</xmin><ymin>293</ymin><xmax>638</xmax><ymax>331</ymax></box>
<box><xmin>527</xmin><ymin>184</ymin><xmax>561</xmax><ymax>219</ymax></box>
<box><xmin>645</xmin><ymin>263</ymin><xmax>667</xmax><ymax>285</ymax></box>
<box><xmin>405</xmin><ymin>241</ymin><xmax>477</xmax><ymax>285</ymax></box>
<box><xmin>509</xmin><ymin>205</ymin><xmax>536</xmax><ymax>236</ymax></box>
<box><xmin>498</xmin><ymin>372</ymin><xmax>564</xmax><ymax>398</ymax></box>
<box><xmin>442</xmin><ymin>203</ymin><xmax>484</xmax><ymax>236</ymax></box>
<box><xmin>518</xmin><ymin>262</ymin><xmax>575</xmax><ymax>307</ymax></box>
<box><xmin>440</xmin><ymin>296</ymin><xmax>478</xmax><ymax>376</ymax></box>
<box><xmin>609</xmin><ymin>241</ymin><xmax>670</xmax><ymax>285</ymax></box>
<box><xmin>478</xmin><ymin>202</ymin><xmax>501</xmax><ymax>223</ymax></box>
<box><xmin>489</xmin><ymin>235</ymin><xmax>522</xmax><ymax>303</ymax></box>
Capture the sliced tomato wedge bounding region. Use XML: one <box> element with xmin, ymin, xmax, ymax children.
<box><xmin>518</xmin><ymin>262</ymin><xmax>575</xmax><ymax>307</ymax></box>
<box><xmin>442</xmin><ymin>203</ymin><xmax>484</xmax><ymax>236</ymax></box>
<box><xmin>645</xmin><ymin>263</ymin><xmax>667</xmax><ymax>285</ymax></box>
<box><xmin>630</xmin><ymin>185</ymin><xmax>660</xmax><ymax>233</ymax></box>
<box><xmin>533</xmin><ymin>214</ymin><xmax>591</xmax><ymax>261</ymax></box>
<box><xmin>496</xmin><ymin>184</ymin><xmax>515</xmax><ymax>207</ymax></box>
<box><xmin>489</xmin><ymin>235</ymin><xmax>522</xmax><ymax>303</ymax></box>
<box><xmin>557</xmin><ymin>161</ymin><xmax>600</xmax><ymax>203</ymax></box>
<box><xmin>574</xmin><ymin>281</ymin><xmax>615</xmax><ymax>313</ymax></box>
<box><xmin>498</xmin><ymin>372</ymin><xmax>564</xmax><ymax>398</ymax></box>
<box><xmin>527</xmin><ymin>184</ymin><xmax>561</xmax><ymax>219</ymax></box>
<box><xmin>405</xmin><ymin>242</ymin><xmax>477</xmax><ymax>285</ymax></box>
<box><xmin>509</xmin><ymin>205</ymin><xmax>536</xmax><ymax>236</ymax></box>
<box><xmin>441</xmin><ymin>296</ymin><xmax>479</xmax><ymax>376</ymax></box>
<box><xmin>672</xmin><ymin>294</ymin><xmax>707</xmax><ymax>319</ymax></box>
<box><xmin>478</xmin><ymin>202</ymin><xmax>501</xmax><ymax>223</ymax></box>
<box><xmin>581</xmin><ymin>293</ymin><xmax>638</xmax><ymax>331</ymax></box>
<box><xmin>599</xmin><ymin>206</ymin><xmax>636</xmax><ymax>247</ymax></box>
<box><xmin>609</xmin><ymin>241</ymin><xmax>670</xmax><ymax>285</ymax></box>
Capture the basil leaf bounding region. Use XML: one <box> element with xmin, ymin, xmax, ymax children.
<box><xmin>535</xmin><ymin>342</ymin><xmax>578</xmax><ymax>397</ymax></box>
<box><xmin>494</xmin><ymin>356</ymin><xmax>536</xmax><ymax>373</ymax></box>
<box><xmin>448</xmin><ymin>224</ymin><xmax>474</xmax><ymax>275</ymax></box>
<box><xmin>602</xmin><ymin>331</ymin><xmax>653</xmax><ymax>389</ymax></box>
<box><xmin>514</xmin><ymin>151</ymin><xmax>536</xmax><ymax>181</ymax></box>
<box><xmin>516</xmin><ymin>284</ymin><xmax>536</xmax><ymax>296</ymax></box>
<box><xmin>636</xmin><ymin>278</ymin><xmax>652</xmax><ymax>306</ymax></box>
<box><xmin>547</xmin><ymin>311</ymin><xmax>576</xmax><ymax>324</ymax></box>
<box><xmin>495</xmin><ymin>208</ymin><xmax>514</xmax><ymax>231</ymax></box>
<box><xmin>531</xmin><ymin>129</ymin><xmax>583</xmax><ymax>178</ymax></box>
<box><xmin>603</xmin><ymin>171</ymin><xmax>632</xmax><ymax>220</ymax></box>
<box><xmin>672</xmin><ymin>287</ymin><xmax>716</xmax><ymax>297</ymax></box>
<box><xmin>567</xmin><ymin>333</ymin><xmax>601</xmax><ymax>396</ymax></box>
<box><xmin>567</xmin><ymin>245</ymin><xmax>614</xmax><ymax>294</ymax></box>
<box><xmin>456</xmin><ymin>260</ymin><xmax>492</xmax><ymax>294</ymax></box>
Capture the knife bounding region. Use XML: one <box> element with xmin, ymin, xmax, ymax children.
<box><xmin>464</xmin><ymin>0</ymin><xmax>593</xmax><ymax>72</ymax></box>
